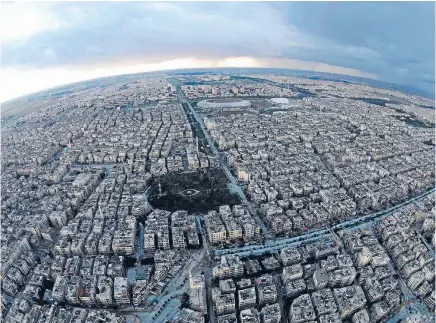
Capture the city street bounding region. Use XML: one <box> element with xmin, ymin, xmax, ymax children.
<box><xmin>2</xmin><ymin>61</ymin><xmax>434</xmax><ymax>323</ymax></box>
<box><xmin>124</xmin><ymin>250</ymin><xmax>205</xmax><ymax>322</ymax></box>
<box><xmin>215</xmin><ymin>188</ymin><xmax>435</xmax><ymax>258</ymax></box>
<box><xmin>178</xmin><ymin>89</ymin><xmax>270</xmax><ymax>235</ymax></box>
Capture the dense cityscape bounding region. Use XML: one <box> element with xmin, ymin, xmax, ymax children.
<box><xmin>1</xmin><ymin>71</ymin><xmax>435</xmax><ymax>323</ymax></box>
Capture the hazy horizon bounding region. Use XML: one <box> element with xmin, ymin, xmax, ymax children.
<box><xmin>3</xmin><ymin>66</ymin><xmax>435</xmax><ymax>107</ymax></box>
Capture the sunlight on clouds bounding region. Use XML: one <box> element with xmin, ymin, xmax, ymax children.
<box><xmin>0</xmin><ymin>57</ymin><xmax>260</xmax><ymax>102</ymax></box>
<box><xmin>216</xmin><ymin>57</ymin><xmax>258</xmax><ymax>68</ymax></box>
<box><xmin>1</xmin><ymin>56</ymin><xmax>378</xmax><ymax>102</ymax></box>
<box><xmin>0</xmin><ymin>2</ymin><xmax>61</xmax><ymax>43</ymax></box>
<box><xmin>0</xmin><ymin>2</ymin><xmax>432</xmax><ymax>101</ymax></box>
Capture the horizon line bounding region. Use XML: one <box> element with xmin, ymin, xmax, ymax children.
<box><xmin>1</xmin><ymin>66</ymin><xmax>434</xmax><ymax>106</ymax></box>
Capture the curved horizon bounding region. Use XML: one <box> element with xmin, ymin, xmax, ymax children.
<box><xmin>1</xmin><ymin>2</ymin><xmax>434</xmax><ymax>103</ymax></box>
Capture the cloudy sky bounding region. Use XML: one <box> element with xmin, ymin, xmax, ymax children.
<box><xmin>1</xmin><ymin>1</ymin><xmax>434</xmax><ymax>102</ymax></box>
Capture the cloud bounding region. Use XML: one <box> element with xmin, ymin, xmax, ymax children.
<box><xmin>258</xmin><ymin>58</ymin><xmax>377</xmax><ymax>79</ymax></box>
<box><xmin>343</xmin><ymin>47</ymin><xmax>382</xmax><ymax>61</ymax></box>
<box><xmin>0</xmin><ymin>56</ymin><xmax>378</xmax><ymax>102</ymax></box>
<box><xmin>1</xmin><ymin>56</ymin><xmax>260</xmax><ymax>102</ymax></box>
<box><xmin>0</xmin><ymin>2</ymin><xmax>61</xmax><ymax>43</ymax></box>
<box><xmin>274</xmin><ymin>1</ymin><xmax>435</xmax><ymax>93</ymax></box>
<box><xmin>1</xmin><ymin>1</ymin><xmax>434</xmax><ymax>100</ymax></box>
<box><xmin>2</xmin><ymin>2</ymin><xmax>309</xmax><ymax>68</ymax></box>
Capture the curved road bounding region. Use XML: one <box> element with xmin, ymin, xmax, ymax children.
<box><xmin>215</xmin><ymin>188</ymin><xmax>435</xmax><ymax>257</ymax></box>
